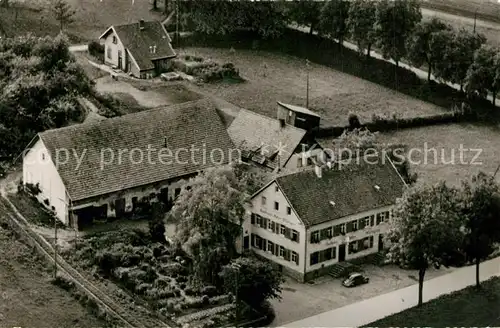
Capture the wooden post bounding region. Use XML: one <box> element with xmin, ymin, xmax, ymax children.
<box><xmin>53</xmin><ymin>217</ymin><xmax>58</xmax><ymax>278</ymax></box>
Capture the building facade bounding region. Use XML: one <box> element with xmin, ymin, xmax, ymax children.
<box><xmin>246</xmin><ymin>160</ymin><xmax>406</xmax><ymax>282</ymax></box>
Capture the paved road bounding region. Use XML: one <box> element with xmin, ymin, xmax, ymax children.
<box><xmin>284</xmin><ymin>257</ymin><xmax>500</xmax><ymax>327</ymax></box>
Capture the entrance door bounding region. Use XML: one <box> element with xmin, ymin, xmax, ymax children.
<box><xmin>115</xmin><ymin>198</ymin><xmax>126</xmax><ymax>217</ymax></box>
<box><xmin>378</xmin><ymin>234</ymin><xmax>384</xmax><ymax>251</ymax></box>
<box><xmin>338</xmin><ymin>244</ymin><xmax>346</xmax><ymax>262</ymax></box>
<box><xmin>118</xmin><ymin>50</ymin><xmax>123</xmax><ymax>70</ymax></box>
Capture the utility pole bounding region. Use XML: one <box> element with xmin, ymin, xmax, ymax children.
<box><xmin>474</xmin><ymin>8</ymin><xmax>477</xmax><ymax>33</ymax></box>
<box><xmin>176</xmin><ymin>0</ymin><xmax>179</xmax><ymax>49</ymax></box>
<box><xmin>493</xmin><ymin>163</ymin><xmax>500</xmax><ymax>178</ymax></box>
<box><xmin>306</xmin><ymin>59</ymin><xmax>310</xmax><ymax>109</ymax></box>
<box><xmin>53</xmin><ymin>217</ymin><xmax>58</xmax><ymax>278</ymax></box>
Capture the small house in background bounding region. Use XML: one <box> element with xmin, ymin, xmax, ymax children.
<box><xmin>99</xmin><ymin>19</ymin><xmax>176</xmax><ymax>79</ymax></box>
<box><xmin>277</xmin><ymin>102</ymin><xmax>321</xmax><ymax>132</ymax></box>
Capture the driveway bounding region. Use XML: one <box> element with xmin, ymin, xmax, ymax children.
<box><xmin>270</xmin><ymin>263</ymin><xmax>454</xmax><ymax>326</ymax></box>
<box><xmin>284</xmin><ymin>257</ymin><xmax>500</xmax><ymax>327</ymax></box>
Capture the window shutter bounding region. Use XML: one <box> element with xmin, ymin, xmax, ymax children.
<box><xmin>346</xmin><ymin>222</ymin><xmax>352</xmax><ymax>233</ymax></box>
<box><xmin>261</xmin><ymin>217</ymin><xmax>267</xmax><ymax>228</ymax></box>
<box><xmin>370</xmin><ymin>216</ymin><xmax>375</xmax><ymax>226</ymax></box>
<box><xmin>285</xmin><ymin>227</ymin><xmax>291</xmax><ymax>239</ymax></box>
<box><xmin>273</xmin><ymin>243</ymin><xmax>279</xmax><ymax>256</ymax></box>
<box><xmin>358</xmin><ymin>219</ymin><xmax>365</xmax><ymax>229</ymax></box>
<box><xmin>251</xmin><ymin>214</ymin><xmax>255</xmax><ymax>225</ymax></box>
<box><xmin>295</xmin><ymin>231</ymin><xmax>300</xmax><ymax>243</ymax></box>
<box><xmin>285</xmin><ymin>249</ymin><xmax>291</xmax><ymax>261</ymax></box>
<box><xmin>294</xmin><ymin>253</ymin><xmax>299</xmax><ymax>265</ymax></box>
<box><xmin>333</xmin><ymin>225</ymin><xmax>340</xmax><ymax>236</ymax></box>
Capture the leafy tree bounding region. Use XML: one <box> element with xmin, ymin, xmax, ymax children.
<box><xmin>465</xmin><ymin>45</ymin><xmax>499</xmax><ymax>105</ymax></box>
<box><xmin>386</xmin><ymin>182</ymin><xmax>464</xmax><ymax>306</ymax></box>
<box><xmin>318</xmin><ymin>0</ymin><xmax>350</xmax><ymax>46</ymax></box>
<box><xmin>374</xmin><ymin>0</ymin><xmax>422</xmax><ymax>67</ymax></box>
<box><xmin>152</xmin><ymin>0</ymin><xmax>158</xmax><ymax>10</ymax></box>
<box><xmin>233</xmin><ymin>163</ymin><xmax>269</xmax><ymax>195</ymax></box>
<box><xmin>51</xmin><ymin>0</ymin><xmax>75</xmax><ymax>31</ymax></box>
<box><xmin>0</xmin><ymin>34</ymin><xmax>93</xmax><ymax>157</ymax></box>
<box><xmin>434</xmin><ymin>28</ymin><xmax>486</xmax><ymax>91</ymax></box>
<box><xmin>460</xmin><ymin>172</ymin><xmax>500</xmax><ymax>288</ymax></box>
<box><xmin>286</xmin><ymin>0</ymin><xmax>322</xmax><ymax>35</ymax></box>
<box><xmin>171</xmin><ymin>165</ymin><xmax>248</xmax><ymax>285</ymax></box>
<box><xmin>406</xmin><ymin>18</ymin><xmax>450</xmax><ymax>82</ymax></box>
<box><xmin>347</xmin><ymin>0</ymin><xmax>377</xmax><ymax>58</ymax></box>
<box><xmin>220</xmin><ymin>254</ymin><xmax>284</xmax><ymax>309</ymax></box>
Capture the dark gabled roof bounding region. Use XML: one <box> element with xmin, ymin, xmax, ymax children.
<box><xmin>227</xmin><ymin>108</ymin><xmax>306</xmax><ymax>168</ymax></box>
<box><xmin>38</xmin><ymin>99</ymin><xmax>234</xmax><ymax>202</ymax></box>
<box><xmin>102</xmin><ymin>20</ymin><xmax>176</xmax><ymax>71</ymax></box>
<box><xmin>275</xmin><ymin>160</ymin><xmax>406</xmax><ymax>227</ymax></box>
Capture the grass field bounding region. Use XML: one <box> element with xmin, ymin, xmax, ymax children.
<box><xmin>379</xmin><ymin>123</ymin><xmax>500</xmax><ymax>187</ymax></box>
<box><xmin>0</xmin><ymin>203</ymin><xmax>103</xmax><ymax>327</ymax></box>
<box><xmin>181</xmin><ymin>47</ymin><xmax>446</xmax><ymax>126</ymax></box>
<box><xmin>0</xmin><ymin>0</ymin><xmax>164</xmax><ymax>41</ymax></box>
<box><xmin>366</xmin><ymin>276</ymin><xmax>500</xmax><ymax>327</ymax></box>
<box><xmin>422</xmin><ymin>0</ymin><xmax>500</xmax><ymax>23</ymax></box>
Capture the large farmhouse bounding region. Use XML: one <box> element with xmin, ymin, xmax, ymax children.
<box><xmin>22</xmin><ymin>99</ymin><xmax>235</xmax><ymax>229</ymax></box>
<box><xmin>99</xmin><ymin>19</ymin><xmax>176</xmax><ymax>79</ymax></box>
<box><xmin>244</xmin><ymin>159</ymin><xmax>406</xmax><ymax>282</ymax></box>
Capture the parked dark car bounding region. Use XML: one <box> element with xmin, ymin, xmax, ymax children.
<box><xmin>342</xmin><ymin>273</ymin><xmax>369</xmax><ymax>287</ymax></box>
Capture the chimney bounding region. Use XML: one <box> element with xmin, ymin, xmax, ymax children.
<box><xmin>314</xmin><ymin>164</ymin><xmax>322</xmax><ymax>178</ymax></box>
<box><xmin>139</xmin><ymin>19</ymin><xmax>145</xmax><ymax>30</ymax></box>
<box><xmin>279</xmin><ymin>118</ymin><xmax>285</xmax><ymax>128</ymax></box>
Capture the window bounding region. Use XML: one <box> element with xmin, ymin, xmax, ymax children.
<box><xmin>174</xmin><ymin>188</ymin><xmax>181</xmax><ymax>198</ymax></box>
<box><xmin>377</xmin><ymin>212</ymin><xmax>386</xmax><ymax>225</ymax></box>
<box><xmin>364</xmin><ymin>217</ymin><xmax>371</xmax><ymax>228</ymax></box>
<box><xmin>280</xmin><ymin>224</ymin><xmax>286</xmax><ymax>235</ymax></box>
<box><xmin>320</xmin><ymin>247</ymin><xmax>336</xmax><ymax>262</ymax></box>
<box><xmin>275</xmin><ymin>186</ymin><xmax>279</xmax><ymax>192</ymax></box>
<box><xmin>291</xmin><ymin>230</ymin><xmax>299</xmax><ymax>242</ymax></box>
<box><xmin>349</xmin><ymin>240</ymin><xmax>359</xmax><ymax>253</ymax></box>
<box><xmin>186</xmin><ymin>186</ymin><xmax>191</xmax><ymax>191</ymax></box>
<box><xmin>287</xmin><ymin>206</ymin><xmax>292</xmax><ymax>215</ymax></box>
<box><xmin>107</xmin><ymin>46</ymin><xmax>112</xmax><ymax>59</ymax></box>
<box><xmin>311</xmin><ymin>231</ymin><xmax>320</xmax><ymax>243</ymax></box>
<box><xmin>261</xmin><ymin>196</ymin><xmax>267</xmax><ymax>206</ymax></box>
<box><xmin>267</xmin><ymin>240</ymin><xmax>274</xmax><ymax>253</ymax></box>
<box><xmin>310</xmin><ymin>252</ymin><xmax>319</xmax><ymax>265</ymax></box>
<box><xmin>340</xmin><ymin>224</ymin><xmax>346</xmax><ymax>234</ymax></box>
<box><xmin>279</xmin><ymin>246</ymin><xmax>285</xmax><ymax>258</ymax></box>
<box><xmin>256</xmin><ymin>215</ymin><xmax>262</xmax><ymax>226</ymax></box>
<box><xmin>274</xmin><ymin>201</ymin><xmax>279</xmax><ymax>211</ymax></box>
<box><xmin>352</xmin><ymin>220</ymin><xmax>358</xmax><ymax>231</ymax></box>
<box><xmin>112</xmin><ymin>36</ymin><xmax>117</xmax><ymax>44</ymax></box>
<box><xmin>42</xmin><ymin>153</ymin><xmax>45</xmax><ymax>160</ymax></box>
<box><xmin>297</xmin><ymin>157</ymin><xmax>303</xmax><ymax>168</ymax></box>
<box><xmin>325</xmin><ymin>227</ymin><xmax>333</xmax><ymax>239</ymax></box>
<box><xmin>268</xmin><ymin>220</ymin><xmax>273</xmax><ymax>230</ymax></box>
<box><xmin>291</xmin><ymin>251</ymin><xmax>298</xmax><ymax>265</ymax></box>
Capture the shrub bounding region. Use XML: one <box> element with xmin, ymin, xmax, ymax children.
<box><xmin>201</xmin><ymin>285</ymin><xmax>217</xmax><ymax>297</ymax></box>
<box><xmin>135</xmin><ymin>283</ymin><xmax>152</xmax><ymax>295</ymax></box>
<box><xmin>348</xmin><ymin>113</ymin><xmax>361</xmax><ymax>129</ymax></box>
<box><xmin>186</xmin><ymin>297</ymin><xmax>205</xmax><ymax>309</ymax></box>
<box><xmin>88</xmin><ymin>41</ymin><xmax>104</xmax><ymax>57</ymax></box>
<box><xmin>24</xmin><ymin>182</ymin><xmax>41</xmax><ymax>196</ymax></box>
<box><xmin>201</xmin><ymin>295</ymin><xmax>210</xmax><ymax>305</ymax></box>
<box><xmin>184</xmin><ymin>285</ymin><xmax>201</xmax><ymax>296</ymax></box>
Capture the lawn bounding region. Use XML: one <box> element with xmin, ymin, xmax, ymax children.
<box><xmin>378</xmin><ymin>123</ymin><xmax>500</xmax><ymax>187</ymax></box>
<box><xmin>0</xmin><ymin>202</ymin><xmax>104</xmax><ymax>328</ymax></box>
<box><xmin>180</xmin><ymin>47</ymin><xmax>446</xmax><ymax>126</ymax></box>
<box><xmin>366</xmin><ymin>276</ymin><xmax>500</xmax><ymax>327</ymax></box>
<box><xmin>2</xmin><ymin>0</ymin><xmax>163</xmax><ymax>41</ymax></box>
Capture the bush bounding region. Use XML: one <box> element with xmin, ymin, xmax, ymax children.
<box><xmin>88</xmin><ymin>41</ymin><xmax>104</xmax><ymax>57</ymax></box>
<box><xmin>201</xmin><ymin>285</ymin><xmax>217</xmax><ymax>297</ymax></box>
<box><xmin>24</xmin><ymin>183</ymin><xmax>41</xmax><ymax>196</ymax></box>
<box><xmin>348</xmin><ymin>113</ymin><xmax>361</xmax><ymax>129</ymax></box>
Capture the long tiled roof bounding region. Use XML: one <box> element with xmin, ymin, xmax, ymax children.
<box><xmin>105</xmin><ymin>20</ymin><xmax>176</xmax><ymax>70</ymax></box>
<box><xmin>38</xmin><ymin>99</ymin><xmax>234</xmax><ymax>201</ymax></box>
<box><xmin>227</xmin><ymin>108</ymin><xmax>306</xmax><ymax>168</ymax></box>
<box><xmin>275</xmin><ymin>161</ymin><xmax>406</xmax><ymax>227</ymax></box>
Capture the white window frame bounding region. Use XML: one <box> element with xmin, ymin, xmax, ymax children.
<box><xmin>291</xmin><ymin>252</ymin><xmax>298</xmax><ymax>264</ymax></box>
<box><xmin>311</xmin><ymin>231</ymin><xmax>319</xmax><ymax>243</ymax></box>
<box><xmin>340</xmin><ymin>224</ymin><xmax>346</xmax><ymax>234</ymax></box>
<box><xmin>379</xmin><ymin>212</ymin><xmax>386</xmax><ymax>224</ymax></box>
<box><xmin>268</xmin><ymin>220</ymin><xmax>273</xmax><ymax>230</ymax></box>
<box><xmin>261</xmin><ymin>196</ymin><xmax>267</xmax><ymax>206</ymax></box>
<box><xmin>274</xmin><ymin>201</ymin><xmax>279</xmax><ymax>211</ymax></box>
<box><xmin>279</xmin><ymin>246</ymin><xmax>285</xmax><ymax>258</ymax></box>
<box><xmin>326</xmin><ymin>227</ymin><xmax>333</xmax><ymax>238</ymax></box>
<box><xmin>352</xmin><ymin>220</ymin><xmax>358</xmax><ymax>231</ymax></box>
<box><xmin>280</xmin><ymin>225</ymin><xmax>286</xmax><ymax>235</ymax></box>
<box><xmin>267</xmin><ymin>241</ymin><xmax>274</xmax><ymax>253</ymax></box>
<box><xmin>291</xmin><ymin>230</ymin><xmax>298</xmax><ymax>242</ymax></box>
<box><xmin>364</xmin><ymin>217</ymin><xmax>370</xmax><ymax>228</ymax></box>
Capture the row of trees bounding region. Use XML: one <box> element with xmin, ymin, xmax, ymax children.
<box><xmin>179</xmin><ymin>0</ymin><xmax>497</xmax><ymax>106</ymax></box>
<box><xmin>387</xmin><ymin>172</ymin><xmax>500</xmax><ymax>306</ymax></box>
